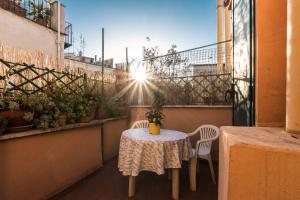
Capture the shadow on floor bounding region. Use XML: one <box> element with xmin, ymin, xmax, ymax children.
<box><xmin>52</xmin><ymin>158</ymin><xmax>218</xmax><ymax>200</ymax></box>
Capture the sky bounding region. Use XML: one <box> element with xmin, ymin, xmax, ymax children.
<box><xmin>62</xmin><ymin>0</ymin><xmax>217</xmax><ymax>63</ymax></box>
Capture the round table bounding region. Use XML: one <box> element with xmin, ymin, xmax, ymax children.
<box><xmin>118</xmin><ymin>128</ymin><xmax>192</xmax><ymax>199</ymax></box>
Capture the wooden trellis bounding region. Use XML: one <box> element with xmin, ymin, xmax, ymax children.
<box><xmin>0</xmin><ymin>59</ymin><xmax>85</xmax><ymax>95</ymax></box>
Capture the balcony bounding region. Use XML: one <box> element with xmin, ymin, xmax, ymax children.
<box><xmin>64</xmin><ymin>21</ymin><xmax>72</xmax><ymax>49</ymax></box>
<box><xmin>0</xmin><ymin>0</ymin><xmax>51</xmax><ymax>27</ymax></box>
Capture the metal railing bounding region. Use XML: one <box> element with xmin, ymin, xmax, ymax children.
<box><xmin>128</xmin><ymin>41</ymin><xmax>233</xmax><ymax>105</ymax></box>
<box><xmin>0</xmin><ymin>0</ymin><xmax>51</xmax><ymax>28</ymax></box>
<box><xmin>64</xmin><ymin>21</ymin><xmax>72</xmax><ymax>49</ymax></box>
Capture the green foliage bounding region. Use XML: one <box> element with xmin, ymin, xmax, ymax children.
<box><xmin>28</xmin><ymin>1</ymin><xmax>51</xmax><ymax>20</ymax></box>
<box><xmin>8</xmin><ymin>101</ymin><xmax>20</xmax><ymax>111</ymax></box>
<box><xmin>100</xmin><ymin>94</ymin><xmax>118</xmax><ymax>118</ymax></box>
<box><xmin>146</xmin><ymin>91</ymin><xmax>165</xmax><ymax>125</ymax></box>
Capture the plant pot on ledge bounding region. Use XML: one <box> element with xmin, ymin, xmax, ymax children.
<box><xmin>57</xmin><ymin>114</ymin><xmax>67</xmax><ymax>126</ymax></box>
<box><xmin>0</xmin><ymin>110</ymin><xmax>28</xmax><ymax>127</ymax></box>
<box><xmin>80</xmin><ymin>102</ymin><xmax>97</xmax><ymax>123</ymax></box>
<box><xmin>149</xmin><ymin>123</ymin><xmax>160</xmax><ymax>135</ymax></box>
<box><xmin>0</xmin><ymin>111</ymin><xmax>33</xmax><ymax>133</ymax></box>
<box><xmin>36</xmin><ymin>17</ymin><xmax>48</xmax><ymax>26</ymax></box>
<box><xmin>96</xmin><ymin>108</ymin><xmax>108</xmax><ymax>120</ymax></box>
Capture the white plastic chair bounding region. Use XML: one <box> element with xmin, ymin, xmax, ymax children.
<box><xmin>188</xmin><ymin>125</ymin><xmax>220</xmax><ymax>191</ymax></box>
<box><xmin>131</xmin><ymin>120</ymin><xmax>149</xmax><ymax>129</ymax></box>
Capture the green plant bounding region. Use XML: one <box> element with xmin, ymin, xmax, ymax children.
<box><xmin>146</xmin><ymin>91</ymin><xmax>165</xmax><ymax>125</ymax></box>
<box><xmin>100</xmin><ymin>94</ymin><xmax>118</xmax><ymax>118</ymax></box>
<box><xmin>28</xmin><ymin>1</ymin><xmax>51</xmax><ymax>21</ymax></box>
<box><xmin>18</xmin><ymin>93</ymin><xmax>60</xmax><ymax>129</ymax></box>
<box><xmin>23</xmin><ymin>112</ymin><xmax>34</xmax><ymax>122</ymax></box>
<box><xmin>8</xmin><ymin>101</ymin><xmax>20</xmax><ymax>111</ymax></box>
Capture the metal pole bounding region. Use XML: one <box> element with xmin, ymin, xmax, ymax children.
<box><xmin>57</xmin><ymin>1</ymin><xmax>61</xmax><ymax>68</ymax></box>
<box><xmin>101</xmin><ymin>28</ymin><xmax>104</xmax><ymax>95</ymax></box>
<box><xmin>126</xmin><ymin>47</ymin><xmax>129</xmax><ymax>72</ymax></box>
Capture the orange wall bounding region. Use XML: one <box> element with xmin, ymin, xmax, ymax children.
<box><xmin>130</xmin><ymin>106</ymin><xmax>232</xmax><ymax>160</ymax></box>
<box><xmin>255</xmin><ymin>0</ymin><xmax>287</xmax><ymax>127</ymax></box>
<box><xmin>0</xmin><ymin>125</ymin><xmax>102</xmax><ymax>200</ymax></box>
<box><xmin>130</xmin><ymin>106</ymin><xmax>232</xmax><ymax>132</ymax></box>
<box><xmin>102</xmin><ymin>117</ymin><xmax>129</xmax><ymax>162</ymax></box>
<box><xmin>219</xmin><ymin>127</ymin><xmax>300</xmax><ymax>200</ymax></box>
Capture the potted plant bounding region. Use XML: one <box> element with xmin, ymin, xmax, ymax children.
<box><xmin>21</xmin><ymin>92</ymin><xmax>60</xmax><ymax>129</ymax></box>
<box><xmin>28</xmin><ymin>1</ymin><xmax>51</xmax><ymax>26</ymax></box>
<box><xmin>96</xmin><ymin>94</ymin><xmax>119</xmax><ymax>119</ymax></box>
<box><xmin>0</xmin><ymin>96</ymin><xmax>34</xmax><ymax>133</ymax></box>
<box><xmin>74</xmin><ymin>83</ymin><xmax>99</xmax><ymax>123</ymax></box>
<box><xmin>44</xmin><ymin>82</ymin><xmax>70</xmax><ymax>126</ymax></box>
<box><xmin>146</xmin><ymin>91</ymin><xmax>165</xmax><ymax>135</ymax></box>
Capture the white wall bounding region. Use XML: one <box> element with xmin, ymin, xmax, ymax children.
<box><xmin>0</xmin><ymin>7</ymin><xmax>62</xmax><ymax>57</ymax></box>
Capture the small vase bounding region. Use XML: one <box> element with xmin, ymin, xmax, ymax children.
<box><xmin>149</xmin><ymin>123</ymin><xmax>160</xmax><ymax>135</ymax></box>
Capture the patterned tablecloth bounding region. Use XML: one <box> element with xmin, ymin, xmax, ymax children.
<box><xmin>118</xmin><ymin>128</ymin><xmax>192</xmax><ymax>176</ymax></box>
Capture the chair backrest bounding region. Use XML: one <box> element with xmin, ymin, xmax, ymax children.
<box><xmin>131</xmin><ymin>120</ymin><xmax>149</xmax><ymax>129</ymax></box>
<box><xmin>188</xmin><ymin>124</ymin><xmax>220</xmax><ymax>144</ymax></box>
<box><xmin>198</xmin><ymin>125</ymin><xmax>219</xmax><ymax>141</ymax></box>
<box><xmin>189</xmin><ymin>125</ymin><xmax>220</xmax><ymax>154</ymax></box>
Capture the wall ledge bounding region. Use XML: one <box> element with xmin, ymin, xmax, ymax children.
<box><xmin>220</xmin><ymin>126</ymin><xmax>300</xmax><ymax>151</ymax></box>
<box><xmin>0</xmin><ymin>116</ymin><xmax>128</xmax><ymax>141</ymax></box>
<box><xmin>130</xmin><ymin>105</ymin><xmax>232</xmax><ymax>108</ymax></box>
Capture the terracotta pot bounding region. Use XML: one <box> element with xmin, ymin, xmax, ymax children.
<box><xmin>117</xmin><ymin>105</ymin><xmax>127</xmax><ymax>115</ymax></box>
<box><xmin>58</xmin><ymin>114</ymin><xmax>67</xmax><ymax>127</ymax></box>
<box><xmin>80</xmin><ymin>104</ymin><xmax>97</xmax><ymax>123</ymax></box>
<box><xmin>36</xmin><ymin>17</ymin><xmax>48</xmax><ymax>26</ymax></box>
<box><xmin>96</xmin><ymin>107</ymin><xmax>108</xmax><ymax>119</ymax></box>
<box><xmin>6</xmin><ymin>124</ymin><xmax>33</xmax><ymax>133</ymax></box>
<box><xmin>0</xmin><ymin>111</ymin><xmax>28</xmax><ymax>127</ymax></box>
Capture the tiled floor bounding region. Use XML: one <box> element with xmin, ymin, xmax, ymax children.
<box><xmin>53</xmin><ymin>158</ymin><xmax>218</xmax><ymax>200</ymax></box>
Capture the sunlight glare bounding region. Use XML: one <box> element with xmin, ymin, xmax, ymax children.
<box><xmin>133</xmin><ymin>67</ymin><xmax>147</xmax><ymax>82</ymax></box>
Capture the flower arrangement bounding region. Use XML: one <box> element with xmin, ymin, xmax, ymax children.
<box><xmin>146</xmin><ymin>91</ymin><xmax>165</xmax><ymax>135</ymax></box>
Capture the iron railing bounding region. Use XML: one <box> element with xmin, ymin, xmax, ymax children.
<box><xmin>127</xmin><ymin>41</ymin><xmax>233</xmax><ymax>105</ymax></box>
<box><xmin>64</xmin><ymin>21</ymin><xmax>72</xmax><ymax>49</ymax></box>
<box><xmin>0</xmin><ymin>0</ymin><xmax>51</xmax><ymax>28</ymax></box>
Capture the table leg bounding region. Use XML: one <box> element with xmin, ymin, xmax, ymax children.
<box><xmin>172</xmin><ymin>168</ymin><xmax>179</xmax><ymax>200</ymax></box>
<box><xmin>128</xmin><ymin>176</ymin><xmax>135</xmax><ymax>197</ymax></box>
<box><xmin>189</xmin><ymin>157</ymin><xmax>197</xmax><ymax>191</ymax></box>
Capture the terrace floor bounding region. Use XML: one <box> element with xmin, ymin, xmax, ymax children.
<box><xmin>53</xmin><ymin>158</ymin><xmax>218</xmax><ymax>200</ymax></box>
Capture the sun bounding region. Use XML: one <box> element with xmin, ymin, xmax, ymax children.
<box><xmin>132</xmin><ymin>67</ymin><xmax>147</xmax><ymax>82</ymax></box>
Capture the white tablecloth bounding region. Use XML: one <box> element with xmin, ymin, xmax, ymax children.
<box><xmin>118</xmin><ymin>128</ymin><xmax>192</xmax><ymax>176</ymax></box>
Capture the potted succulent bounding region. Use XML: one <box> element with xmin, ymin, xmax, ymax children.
<box><xmin>20</xmin><ymin>92</ymin><xmax>59</xmax><ymax>129</ymax></box>
<box><xmin>146</xmin><ymin>91</ymin><xmax>165</xmax><ymax>135</ymax></box>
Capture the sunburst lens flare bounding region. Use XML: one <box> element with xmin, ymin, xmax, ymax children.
<box><xmin>132</xmin><ymin>67</ymin><xmax>147</xmax><ymax>82</ymax></box>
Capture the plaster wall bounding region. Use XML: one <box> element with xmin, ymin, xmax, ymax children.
<box><xmin>0</xmin><ymin>125</ymin><xmax>102</xmax><ymax>200</ymax></box>
<box><xmin>219</xmin><ymin>127</ymin><xmax>300</xmax><ymax>200</ymax></box>
<box><xmin>102</xmin><ymin>117</ymin><xmax>129</xmax><ymax>162</ymax></box>
<box><xmin>0</xmin><ymin>7</ymin><xmax>62</xmax><ymax>57</ymax></box>
<box><xmin>255</xmin><ymin>0</ymin><xmax>287</xmax><ymax>127</ymax></box>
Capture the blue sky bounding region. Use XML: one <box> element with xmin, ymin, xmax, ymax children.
<box><xmin>62</xmin><ymin>0</ymin><xmax>217</xmax><ymax>62</ymax></box>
